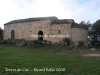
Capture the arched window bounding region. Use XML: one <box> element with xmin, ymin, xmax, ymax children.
<box><xmin>11</xmin><ymin>30</ymin><xmax>15</xmax><ymax>40</ymax></box>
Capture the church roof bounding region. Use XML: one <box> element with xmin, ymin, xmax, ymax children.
<box><xmin>4</xmin><ymin>16</ymin><xmax>58</xmax><ymax>25</ymax></box>
<box><xmin>4</xmin><ymin>16</ymin><xmax>74</xmax><ymax>25</ymax></box>
<box><xmin>4</xmin><ymin>16</ymin><xmax>88</xmax><ymax>29</ymax></box>
<box><xmin>71</xmin><ymin>23</ymin><xmax>88</xmax><ymax>29</ymax></box>
<box><xmin>51</xmin><ymin>19</ymin><xmax>74</xmax><ymax>24</ymax></box>
<box><xmin>51</xmin><ymin>20</ymin><xmax>88</xmax><ymax>29</ymax></box>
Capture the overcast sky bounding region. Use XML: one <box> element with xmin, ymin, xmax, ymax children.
<box><xmin>0</xmin><ymin>0</ymin><xmax>100</xmax><ymax>29</ymax></box>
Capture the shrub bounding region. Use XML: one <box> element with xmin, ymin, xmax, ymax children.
<box><xmin>78</xmin><ymin>41</ymin><xmax>84</xmax><ymax>47</ymax></box>
<box><xmin>33</xmin><ymin>40</ymin><xmax>39</xmax><ymax>44</ymax></box>
<box><xmin>0</xmin><ymin>40</ymin><xmax>7</xmax><ymax>44</ymax></box>
<box><xmin>63</xmin><ymin>38</ymin><xmax>71</xmax><ymax>46</ymax></box>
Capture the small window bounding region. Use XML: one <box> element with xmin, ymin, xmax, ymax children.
<box><xmin>11</xmin><ymin>30</ymin><xmax>15</xmax><ymax>40</ymax></box>
<box><xmin>58</xmin><ymin>30</ymin><xmax>60</xmax><ymax>33</ymax></box>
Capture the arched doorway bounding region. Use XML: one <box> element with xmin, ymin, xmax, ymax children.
<box><xmin>38</xmin><ymin>31</ymin><xmax>43</xmax><ymax>41</ymax></box>
<box><xmin>11</xmin><ymin>30</ymin><xmax>15</xmax><ymax>40</ymax></box>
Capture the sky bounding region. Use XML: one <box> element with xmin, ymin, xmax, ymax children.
<box><xmin>0</xmin><ymin>0</ymin><xmax>100</xmax><ymax>29</ymax></box>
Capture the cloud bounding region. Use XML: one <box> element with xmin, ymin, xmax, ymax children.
<box><xmin>12</xmin><ymin>0</ymin><xmax>34</xmax><ymax>9</ymax></box>
<box><xmin>61</xmin><ymin>0</ymin><xmax>100</xmax><ymax>23</ymax></box>
<box><xmin>0</xmin><ymin>0</ymin><xmax>100</xmax><ymax>29</ymax></box>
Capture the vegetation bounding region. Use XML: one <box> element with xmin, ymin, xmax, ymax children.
<box><xmin>79</xmin><ymin>21</ymin><xmax>91</xmax><ymax>27</ymax></box>
<box><xmin>78</xmin><ymin>41</ymin><xmax>84</xmax><ymax>47</ymax></box>
<box><xmin>0</xmin><ymin>44</ymin><xmax>100</xmax><ymax>75</ymax></box>
<box><xmin>92</xmin><ymin>19</ymin><xmax>100</xmax><ymax>41</ymax></box>
<box><xmin>0</xmin><ymin>27</ymin><xmax>3</xmax><ymax>40</ymax></box>
<box><xmin>63</xmin><ymin>38</ymin><xmax>71</xmax><ymax>46</ymax></box>
<box><xmin>1</xmin><ymin>19</ymin><xmax>100</xmax><ymax>75</ymax></box>
<box><xmin>80</xmin><ymin>20</ymin><xmax>100</xmax><ymax>41</ymax></box>
<box><xmin>79</xmin><ymin>20</ymin><xmax>100</xmax><ymax>46</ymax></box>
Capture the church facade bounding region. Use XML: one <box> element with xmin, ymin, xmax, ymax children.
<box><xmin>4</xmin><ymin>16</ymin><xmax>88</xmax><ymax>43</ymax></box>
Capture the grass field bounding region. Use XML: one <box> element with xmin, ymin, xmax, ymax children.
<box><xmin>0</xmin><ymin>44</ymin><xmax>100</xmax><ymax>75</ymax></box>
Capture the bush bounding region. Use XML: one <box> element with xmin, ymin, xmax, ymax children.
<box><xmin>0</xmin><ymin>40</ymin><xmax>7</xmax><ymax>44</ymax></box>
<box><xmin>0</xmin><ymin>38</ymin><xmax>15</xmax><ymax>44</ymax></box>
<box><xmin>63</xmin><ymin>38</ymin><xmax>71</xmax><ymax>46</ymax></box>
<box><xmin>33</xmin><ymin>40</ymin><xmax>39</xmax><ymax>44</ymax></box>
<box><xmin>78</xmin><ymin>41</ymin><xmax>84</xmax><ymax>47</ymax></box>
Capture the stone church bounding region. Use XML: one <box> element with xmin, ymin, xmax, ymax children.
<box><xmin>4</xmin><ymin>16</ymin><xmax>88</xmax><ymax>43</ymax></box>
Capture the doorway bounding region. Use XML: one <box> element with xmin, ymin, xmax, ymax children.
<box><xmin>38</xmin><ymin>31</ymin><xmax>43</xmax><ymax>41</ymax></box>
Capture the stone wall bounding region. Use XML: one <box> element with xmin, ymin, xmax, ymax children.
<box><xmin>71</xmin><ymin>28</ymin><xmax>88</xmax><ymax>43</ymax></box>
<box><xmin>4</xmin><ymin>18</ymin><xmax>88</xmax><ymax>43</ymax></box>
<box><xmin>50</xmin><ymin>24</ymin><xmax>72</xmax><ymax>42</ymax></box>
<box><xmin>4</xmin><ymin>19</ymin><xmax>51</xmax><ymax>41</ymax></box>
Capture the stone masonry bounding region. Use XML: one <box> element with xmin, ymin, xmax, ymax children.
<box><xmin>4</xmin><ymin>16</ymin><xmax>88</xmax><ymax>43</ymax></box>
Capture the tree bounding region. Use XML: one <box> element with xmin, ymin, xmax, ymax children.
<box><xmin>79</xmin><ymin>21</ymin><xmax>92</xmax><ymax>36</ymax></box>
<box><xmin>80</xmin><ymin>20</ymin><xmax>100</xmax><ymax>46</ymax></box>
<box><xmin>79</xmin><ymin>20</ymin><xmax>91</xmax><ymax>29</ymax></box>
<box><xmin>0</xmin><ymin>27</ymin><xmax>3</xmax><ymax>40</ymax></box>
<box><xmin>92</xmin><ymin>19</ymin><xmax>100</xmax><ymax>37</ymax></box>
<box><xmin>79</xmin><ymin>21</ymin><xmax>86</xmax><ymax>25</ymax></box>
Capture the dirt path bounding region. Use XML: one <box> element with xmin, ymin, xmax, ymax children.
<box><xmin>83</xmin><ymin>53</ymin><xmax>100</xmax><ymax>57</ymax></box>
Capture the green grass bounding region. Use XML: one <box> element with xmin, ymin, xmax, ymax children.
<box><xmin>0</xmin><ymin>44</ymin><xmax>100</xmax><ymax>75</ymax></box>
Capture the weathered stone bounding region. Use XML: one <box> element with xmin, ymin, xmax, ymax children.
<box><xmin>15</xmin><ymin>40</ymin><xmax>27</xmax><ymax>47</ymax></box>
<box><xmin>83</xmin><ymin>43</ymin><xmax>88</xmax><ymax>48</ymax></box>
<box><xmin>3</xmin><ymin>16</ymin><xmax>88</xmax><ymax>43</ymax></box>
<box><xmin>27</xmin><ymin>41</ymin><xmax>33</xmax><ymax>46</ymax></box>
<box><xmin>73</xmin><ymin>42</ymin><xmax>79</xmax><ymax>50</ymax></box>
<box><xmin>87</xmin><ymin>41</ymin><xmax>93</xmax><ymax>48</ymax></box>
<box><xmin>46</xmin><ymin>41</ymin><xmax>51</xmax><ymax>44</ymax></box>
<box><xmin>62</xmin><ymin>42</ymin><xmax>67</xmax><ymax>46</ymax></box>
<box><xmin>91</xmin><ymin>48</ymin><xmax>96</xmax><ymax>50</ymax></box>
